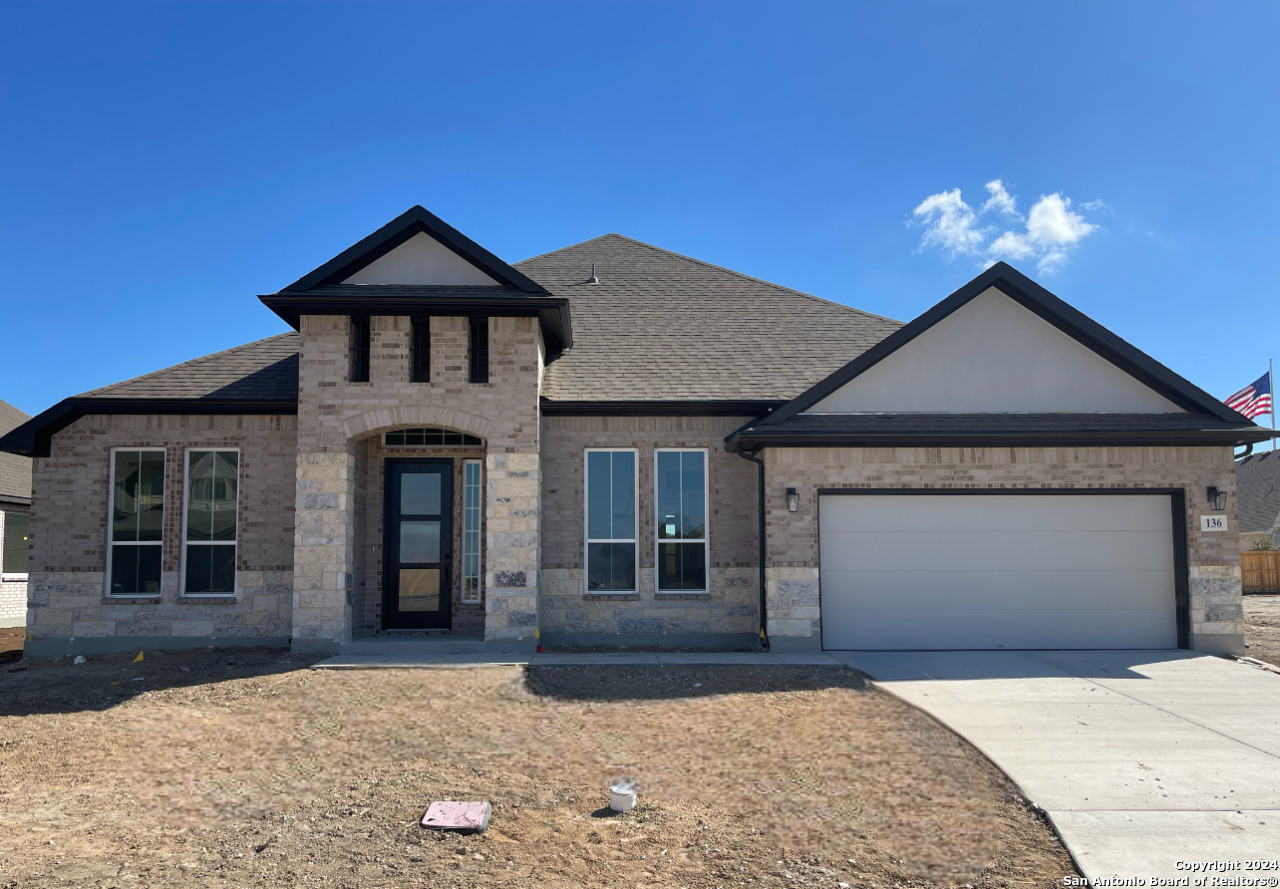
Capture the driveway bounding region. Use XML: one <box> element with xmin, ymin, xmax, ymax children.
<box><xmin>837</xmin><ymin>650</ymin><xmax>1280</xmax><ymax>882</ymax></box>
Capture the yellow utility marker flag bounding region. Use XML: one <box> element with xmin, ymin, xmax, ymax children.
<box><xmin>133</xmin><ymin>651</ymin><xmax>144</xmax><ymax>663</ymax></box>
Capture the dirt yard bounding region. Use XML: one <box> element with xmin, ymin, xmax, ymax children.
<box><xmin>1244</xmin><ymin>595</ymin><xmax>1280</xmax><ymax>667</ymax></box>
<box><xmin>0</xmin><ymin>647</ymin><xmax>1078</xmax><ymax>888</ymax></box>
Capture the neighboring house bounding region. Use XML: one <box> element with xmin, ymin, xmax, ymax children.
<box><xmin>1238</xmin><ymin>450</ymin><xmax>1280</xmax><ymax>548</ymax></box>
<box><xmin>0</xmin><ymin>399</ymin><xmax>33</xmax><ymax>629</ymax></box>
<box><xmin>0</xmin><ymin>206</ymin><xmax>1270</xmax><ymax>658</ymax></box>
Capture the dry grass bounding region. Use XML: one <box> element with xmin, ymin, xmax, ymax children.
<box><xmin>1244</xmin><ymin>595</ymin><xmax>1280</xmax><ymax>667</ymax></box>
<box><xmin>0</xmin><ymin>648</ymin><xmax>1077</xmax><ymax>887</ymax></box>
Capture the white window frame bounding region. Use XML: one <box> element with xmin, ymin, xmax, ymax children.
<box><xmin>654</xmin><ymin>448</ymin><xmax>711</xmax><ymax>594</ymax></box>
<box><xmin>104</xmin><ymin>447</ymin><xmax>166</xmax><ymax>598</ymax></box>
<box><xmin>1</xmin><ymin>510</ymin><xmax>30</xmax><ymax>583</ymax></box>
<box><xmin>583</xmin><ymin>447</ymin><xmax>639</xmax><ymax>595</ymax></box>
<box><xmin>462</xmin><ymin>458</ymin><xmax>483</xmax><ymax>603</ymax></box>
<box><xmin>180</xmin><ymin>447</ymin><xmax>240</xmax><ymax>597</ymax></box>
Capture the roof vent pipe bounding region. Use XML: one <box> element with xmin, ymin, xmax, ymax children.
<box><xmin>587</xmin><ymin>263</ymin><xmax>599</xmax><ymax>285</ymax></box>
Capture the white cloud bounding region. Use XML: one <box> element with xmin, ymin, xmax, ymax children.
<box><xmin>981</xmin><ymin>179</ymin><xmax>1020</xmax><ymax>218</ymax></box>
<box><xmin>912</xmin><ymin>188</ymin><xmax>986</xmax><ymax>257</ymax></box>
<box><xmin>913</xmin><ymin>181</ymin><xmax>1102</xmax><ymax>275</ymax></box>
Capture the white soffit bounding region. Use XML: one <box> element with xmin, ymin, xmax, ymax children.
<box><xmin>342</xmin><ymin>231</ymin><xmax>500</xmax><ymax>286</ymax></box>
<box><xmin>808</xmin><ymin>288</ymin><xmax>1183</xmax><ymax>414</ymax></box>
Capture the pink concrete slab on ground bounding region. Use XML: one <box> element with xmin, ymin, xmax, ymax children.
<box><xmin>421</xmin><ymin>801</ymin><xmax>492</xmax><ymax>832</ymax></box>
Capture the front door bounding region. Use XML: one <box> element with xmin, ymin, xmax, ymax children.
<box><xmin>384</xmin><ymin>459</ymin><xmax>454</xmax><ymax>630</ymax></box>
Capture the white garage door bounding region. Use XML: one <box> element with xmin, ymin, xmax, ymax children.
<box><xmin>818</xmin><ymin>493</ymin><xmax>1179</xmax><ymax>650</ymax></box>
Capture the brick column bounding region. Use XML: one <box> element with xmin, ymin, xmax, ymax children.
<box><xmin>290</xmin><ymin>449</ymin><xmax>356</xmax><ymax>650</ymax></box>
<box><xmin>483</xmin><ymin>451</ymin><xmax>541</xmax><ymax>641</ymax></box>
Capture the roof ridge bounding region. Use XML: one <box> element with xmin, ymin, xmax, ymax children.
<box><xmin>587</xmin><ymin>233</ymin><xmax>901</xmax><ymax>324</ymax></box>
<box><xmin>514</xmin><ymin>233</ymin><xmax>625</xmax><ymax>265</ymax></box>
<box><xmin>80</xmin><ymin>332</ymin><xmax>298</xmax><ymax>398</ymax></box>
<box><xmin>518</xmin><ymin>233</ymin><xmax>900</xmax><ymax>325</ymax></box>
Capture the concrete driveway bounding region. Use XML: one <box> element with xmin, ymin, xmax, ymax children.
<box><xmin>837</xmin><ymin>650</ymin><xmax>1280</xmax><ymax>882</ymax></box>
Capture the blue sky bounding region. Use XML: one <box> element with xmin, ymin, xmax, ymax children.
<box><xmin>1</xmin><ymin>1</ymin><xmax>1277</xmax><ymax>419</ymax></box>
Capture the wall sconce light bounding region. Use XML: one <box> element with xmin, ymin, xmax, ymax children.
<box><xmin>786</xmin><ymin>487</ymin><xmax>799</xmax><ymax>512</ymax></box>
<box><xmin>1206</xmin><ymin>486</ymin><xmax>1227</xmax><ymax>511</ymax></box>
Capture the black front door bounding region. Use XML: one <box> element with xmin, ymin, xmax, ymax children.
<box><xmin>384</xmin><ymin>459</ymin><xmax>453</xmax><ymax>630</ymax></box>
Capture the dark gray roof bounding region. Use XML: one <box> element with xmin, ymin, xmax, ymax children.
<box><xmin>730</xmin><ymin>412</ymin><xmax>1267</xmax><ymax>449</ymax></box>
<box><xmin>514</xmin><ymin>234</ymin><xmax>902</xmax><ymax>402</ymax></box>
<box><xmin>1237</xmin><ymin>450</ymin><xmax>1280</xmax><ymax>533</ymax></box>
<box><xmin>77</xmin><ymin>333</ymin><xmax>299</xmax><ymax>402</ymax></box>
<box><xmin>0</xmin><ymin>399</ymin><xmax>32</xmax><ymax>503</ymax></box>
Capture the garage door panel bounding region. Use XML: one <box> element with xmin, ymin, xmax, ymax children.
<box><xmin>820</xmin><ymin>494</ymin><xmax>1173</xmax><ymax>533</ymax></box>
<box><xmin>821</xmin><ymin>567</ymin><xmax>1176</xmax><ymax>612</ymax></box>
<box><xmin>821</xmin><ymin>530</ymin><xmax>1175</xmax><ymax>572</ymax></box>
<box><xmin>820</xmin><ymin>606</ymin><xmax>1178</xmax><ymax>650</ymax></box>
<box><xmin>817</xmin><ymin>493</ymin><xmax>1179</xmax><ymax>651</ymax></box>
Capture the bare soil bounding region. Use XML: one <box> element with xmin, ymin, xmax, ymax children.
<box><xmin>0</xmin><ymin>627</ymin><xmax>22</xmax><ymax>665</ymax></box>
<box><xmin>0</xmin><ymin>647</ymin><xmax>1078</xmax><ymax>888</ymax></box>
<box><xmin>1244</xmin><ymin>595</ymin><xmax>1280</xmax><ymax>667</ymax></box>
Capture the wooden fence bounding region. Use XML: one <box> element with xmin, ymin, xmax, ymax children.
<box><xmin>1243</xmin><ymin>550</ymin><xmax>1280</xmax><ymax>594</ymax></box>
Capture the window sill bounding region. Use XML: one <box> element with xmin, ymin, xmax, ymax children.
<box><xmin>179</xmin><ymin>594</ymin><xmax>238</xmax><ymax>603</ymax></box>
<box><xmin>1</xmin><ymin>574</ymin><xmax>28</xmax><ymax>583</ymax></box>
<box><xmin>584</xmin><ymin>592</ymin><xmax>640</xmax><ymax>601</ymax></box>
<box><xmin>103</xmin><ymin>594</ymin><xmax>162</xmax><ymax>603</ymax></box>
<box><xmin>655</xmin><ymin>592</ymin><xmax>710</xmax><ymax>600</ymax></box>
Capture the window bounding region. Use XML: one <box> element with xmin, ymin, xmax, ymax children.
<box><xmin>468</xmin><ymin>317</ymin><xmax>488</xmax><ymax>383</ymax></box>
<box><xmin>384</xmin><ymin>428</ymin><xmax>482</xmax><ymax>447</ymax></box>
<box><xmin>106</xmin><ymin>449</ymin><xmax>165</xmax><ymax>596</ymax></box>
<box><xmin>183</xmin><ymin>449</ymin><xmax>239</xmax><ymax>595</ymax></box>
<box><xmin>655</xmin><ymin>449</ymin><xmax>708</xmax><ymax>592</ymax></box>
<box><xmin>462</xmin><ymin>459</ymin><xmax>482</xmax><ymax>602</ymax></box>
<box><xmin>410</xmin><ymin>316</ymin><xmax>431</xmax><ymax>383</ymax></box>
<box><xmin>584</xmin><ymin>449</ymin><xmax>637</xmax><ymax>593</ymax></box>
<box><xmin>2</xmin><ymin>512</ymin><xmax>30</xmax><ymax>576</ymax></box>
<box><xmin>349</xmin><ymin>315</ymin><xmax>370</xmax><ymax>382</ymax></box>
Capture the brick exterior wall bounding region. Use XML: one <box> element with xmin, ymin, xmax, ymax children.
<box><xmin>539</xmin><ymin>416</ymin><xmax>760</xmax><ymax>640</ymax></box>
<box><xmin>292</xmin><ymin>314</ymin><xmax>543</xmax><ymax>648</ymax></box>
<box><xmin>24</xmin><ymin>414</ymin><xmax>296</xmax><ymax>652</ymax></box>
<box><xmin>763</xmin><ymin>444</ymin><xmax>1246</xmax><ymax>655</ymax></box>
<box><xmin>0</xmin><ymin>507</ymin><xmax>29</xmax><ymax>627</ymax></box>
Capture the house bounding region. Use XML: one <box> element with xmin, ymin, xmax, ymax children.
<box><xmin>1238</xmin><ymin>450</ymin><xmax>1280</xmax><ymax>548</ymax></box>
<box><xmin>0</xmin><ymin>398</ymin><xmax>32</xmax><ymax>628</ymax></box>
<box><xmin>0</xmin><ymin>206</ymin><xmax>1270</xmax><ymax>658</ymax></box>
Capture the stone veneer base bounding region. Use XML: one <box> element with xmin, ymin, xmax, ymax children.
<box><xmin>539</xmin><ymin>631</ymin><xmax>760</xmax><ymax>651</ymax></box>
<box><xmin>24</xmin><ymin>635</ymin><xmax>291</xmax><ymax>658</ymax></box>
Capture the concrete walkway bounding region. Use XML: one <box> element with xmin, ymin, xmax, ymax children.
<box><xmin>315</xmin><ymin>641</ymin><xmax>845</xmax><ymax>669</ymax></box>
<box><xmin>837</xmin><ymin>650</ymin><xmax>1280</xmax><ymax>882</ymax></box>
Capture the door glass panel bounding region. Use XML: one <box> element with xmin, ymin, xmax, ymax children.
<box><xmin>400</xmin><ymin>520</ymin><xmax>441</xmax><ymax>563</ymax></box>
<box><xmin>401</xmin><ymin>473</ymin><xmax>441</xmax><ymax>515</ymax></box>
<box><xmin>400</xmin><ymin>568</ymin><xmax>441</xmax><ymax>611</ymax></box>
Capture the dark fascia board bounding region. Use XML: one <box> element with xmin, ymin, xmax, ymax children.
<box><xmin>541</xmin><ymin>399</ymin><xmax>782</xmax><ymax>417</ymax></box>
<box><xmin>758</xmin><ymin>262</ymin><xmax>1257</xmax><ymax>429</ymax></box>
<box><xmin>259</xmin><ymin>293</ymin><xmax>573</xmax><ymax>354</ymax></box>
<box><xmin>282</xmin><ymin>205</ymin><xmax>551</xmax><ymax>294</ymax></box>
<box><xmin>729</xmin><ymin>426</ymin><xmax>1271</xmax><ymax>450</ymax></box>
<box><xmin>0</xmin><ymin>398</ymin><xmax>298</xmax><ymax>458</ymax></box>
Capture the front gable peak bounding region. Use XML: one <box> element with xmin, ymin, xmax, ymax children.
<box><xmin>281</xmin><ymin>205</ymin><xmax>550</xmax><ymax>294</ymax></box>
<box><xmin>754</xmin><ymin>262</ymin><xmax>1257</xmax><ymax>431</ymax></box>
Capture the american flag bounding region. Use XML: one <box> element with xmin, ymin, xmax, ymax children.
<box><xmin>1225</xmin><ymin>371</ymin><xmax>1273</xmax><ymax>419</ymax></box>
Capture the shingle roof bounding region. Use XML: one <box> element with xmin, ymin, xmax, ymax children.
<box><xmin>0</xmin><ymin>399</ymin><xmax>32</xmax><ymax>503</ymax></box>
<box><xmin>514</xmin><ymin>234</ymin><xmax>902</xmax><ymax>402</ymax></box>
<box><xmin>1237</xmin><ymin>450</ymin><xmax>1280</xmax><ymax>533</ymax></box>
<box><xmin>77</xmin><ymin>333</ymin><xmax>299</xmax><ymax>402</ymax></box>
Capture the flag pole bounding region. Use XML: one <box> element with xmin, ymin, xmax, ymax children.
<box><xmin>1271</xmin><ymin>357</ymin><xmax>1276</xmax><ymax>451</ymax></box>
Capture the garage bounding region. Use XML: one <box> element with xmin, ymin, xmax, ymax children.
<box><xmin>818</xmin><ymin>492</ymin><xmax>1182</xmax><ymax>651</ymax></box>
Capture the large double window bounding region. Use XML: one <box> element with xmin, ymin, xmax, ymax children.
<box><xmin>107</xmin><ymin>449</ymin><xmax>166</xmax><ymax>596</ymax></box>
<box><xmin>582</xmin><ymin>448</ymin><xmax>709</xmax><ymax>594</ymax></box>
<box><xmin>584</xmin><ymin>449</ymin><xmax>638</xmax><ymax>592</ymax></box>
<box><xmin>182</xmin><ymin>450</ymin><xmax>239</xmax><ymax>595</ymax></box>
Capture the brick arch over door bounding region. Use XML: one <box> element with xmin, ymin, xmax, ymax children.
<box><xmin>342</xmin><ymin>405</ymin><xmax>497</xmax><ymax>443</ymax></box>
